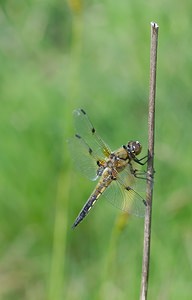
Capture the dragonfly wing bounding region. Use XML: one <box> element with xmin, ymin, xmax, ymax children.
<box><xmin>67</xmin><ymin>135</ymin><xmax>100</xmax><ymax>181</ymax></box>
<box><xmin>103</xmin><ymin>175</ymin><xmax>147</xmax><ymax>217</ymax></box>
<box><xmin>73</xmin><ymin>109</ymin><xmax>111</xmax><ymax>158</ymax></box>
<box><xmin>118</xmin><ymin>163</ymin><xmax>148</xmax><ymax>197</ymax></box>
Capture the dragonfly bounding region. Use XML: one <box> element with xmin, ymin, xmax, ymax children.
<box><xmin>68</xmin><ymin>108</ymin><xmax>148</xmax><ymax>228</ymax></box>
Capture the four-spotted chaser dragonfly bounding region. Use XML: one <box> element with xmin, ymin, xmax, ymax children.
<box><xmin>68</xmin><ymin>108</ymin><xmax>148</xmax><ymax>228</ymax></box>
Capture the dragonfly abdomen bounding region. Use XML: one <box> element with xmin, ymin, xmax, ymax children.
<box><xmin>72</xmin><ymin>196</ymin><xmax>97</xmax><ymax>228</ymax></box>
<box><xmin>72</xmin><ymin>176</ymin><xmax>111</xmax><ymax>228</ymax></box>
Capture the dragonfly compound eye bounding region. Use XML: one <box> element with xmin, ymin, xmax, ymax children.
<box><xmin>134</xmin><ymin>141</ymin><xmax>142</xmax><ymax>155</ymax></box>
<box><xmin>127</xmin><ymin>141</ymin><xmax>142</xmax><ymax>156</ymax></box>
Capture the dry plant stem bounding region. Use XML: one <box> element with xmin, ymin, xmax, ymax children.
<box><xmin>140</xmin><ymin>22</ymin><xmax>159</xmax><ymax>300</ymax></box>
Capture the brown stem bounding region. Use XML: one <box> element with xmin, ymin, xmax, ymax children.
<box><xmin>140</xmin><ymin>22</ymin><xmax>159</xmax><ymax>300</ymax></box>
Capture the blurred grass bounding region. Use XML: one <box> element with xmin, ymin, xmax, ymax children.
<box><xmin>0</xmin><ymin>0</ymin><xmax>192</xmax><ymax>299</ymax></box>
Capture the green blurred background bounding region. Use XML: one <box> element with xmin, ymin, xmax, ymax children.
<box><xmin>0</xmin><ymin>0</ymin><xmax>192</xmax><ymax>299</ymax></box>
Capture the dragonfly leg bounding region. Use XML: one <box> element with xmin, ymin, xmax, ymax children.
<box><xmin>133</xmin><ymin>170</ymin><xmax>148</xmax><ymax>180</ymax></box>
<box><xmin>133</xmin><ymin>154</ymin><xmax>149</xmax><ymax>165</ymax></box>
<box><xmin>128</xmin><ymin>162</ymin><xmax>153</xmax><ymax>182</ymax></box>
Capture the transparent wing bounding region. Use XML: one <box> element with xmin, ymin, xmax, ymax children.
<box><xmin>117</xmin><ymin>162</ymin><xmax>148</xmax><ymax>196</ymax></box>
<box><xmin>67</xmin><ymin>135</ymin><xmax>101</xmax><ymax>181</ymax></box>
<box><xmin>103</xmin><ymin>167</ymin><xmax>147</xmax><ymax>217</ymax></box>
<box><xmin>73</xmin><ymin>108</ymin><xmax>111</xmax><ymax>158</ymax></box>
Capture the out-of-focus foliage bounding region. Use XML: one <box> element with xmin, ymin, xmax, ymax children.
<box><xmin>0</xmin><ymin>1</ymin><xmax>192</xmax><ymax>299</ymax></box>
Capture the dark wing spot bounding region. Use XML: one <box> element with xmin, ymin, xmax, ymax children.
<box><xmin>143</xmin><ymin>199</ymin><xmax>147</xmax><ymax>206</ymax></box>
<box><xmin>80</xmin><ymin>108</ymin><xmax>86</xmax><ymax>115</ymax></box>
<box><xmin>92</xmin><ymin>127</ymin><xmax>95</xmax><ymax>133</ymax></box>
<box><xmin>75</xmin><ymin>134</ymin><xmax>81</xmax><ymax>139</ymax></box>
<box><xmin>125</xmin><ymin>186</ymin><xmax>131</xmax><ymax>191</ymax></box>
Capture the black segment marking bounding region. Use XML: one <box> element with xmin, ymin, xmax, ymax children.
<box><xmin>72</xmin><ymin>194</ymin><xmax>99</xmax><ymax>228</ymax></box>
<box><xmin>89</xmin><ymin>147</ymin><xmax>93</xmax><ymax>154</ymax></box>
<box><xmin>72</xmin><ymin>183</ymin><xmax>106</xmax><ymax>228</ymax></box>
<box><xmin>92</xmin><ymin>127</ymin><xmax>95</xmax><ymax>133</ymax></box>
<box><xmin>75</xmin><ymin>134</ymin><xmax>81</xmax><ymax>139</ymax></box>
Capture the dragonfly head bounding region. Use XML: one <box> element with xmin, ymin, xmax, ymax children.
<box><xmin>126</xmin><ymin>141</ymin><xmax>142</xmax><ymax>158</ymax></box>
